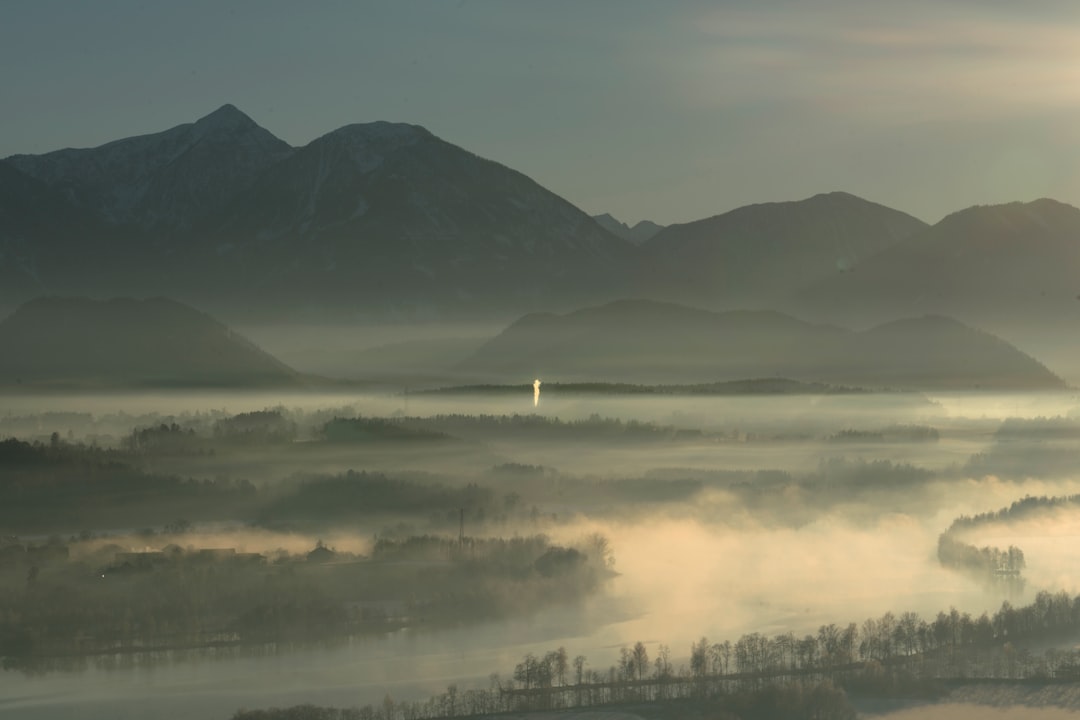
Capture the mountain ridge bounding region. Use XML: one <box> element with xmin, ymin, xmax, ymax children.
<box><xmin>592</xmin><ymin>213</ymin><xmax>664</xmax><ymax>245</ymax></box>
<box><xmin>461</xmin><ymin>299</ymin><xmax>1063</xmax><ymax>390</ymax></box>
<box><xmin>638</xmin><ymin>191</ymin><xmax>929</xmax><ymax>309</ymax></box>
<box><xmin>2</xmin><ymin>105</ymin><xmax>635</xmax><ymax>320</ymax></box>
<box><xmin>792</xmin><ymin>198</ymin><xmax>1080</xmax><ymax>325</ymax></box>
<box><xmin>9</xmin><ymin>104</ymin><xmax>1075</xmax><ymax>338</ymax></box>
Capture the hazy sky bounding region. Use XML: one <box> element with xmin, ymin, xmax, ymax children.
<box><xmin>4</xmin><ymin>1</ymin><xmax>1080</xmax><ymax>225</ymax></box>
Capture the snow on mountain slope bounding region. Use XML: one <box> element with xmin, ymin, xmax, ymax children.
<box><xmin>6</xmin><ymin>104</ymin><xmax>293</xmax><ymax>229</ymax></box>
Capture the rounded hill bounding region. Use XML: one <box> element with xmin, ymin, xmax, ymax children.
<box><xmin>0</xmin><ymin>296</ymin><xmax>301</xmax><ymax>389</ymax></box>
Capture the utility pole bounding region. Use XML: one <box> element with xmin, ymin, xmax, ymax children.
<box><xmin>459</xmin><ymin>507</ymin><xmax>464</xmax><ymax>549</ymax></box>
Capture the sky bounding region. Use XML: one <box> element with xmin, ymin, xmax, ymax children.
<box><xmin>3</xmin><ymin>0</ymin><xmax>1080</xmax><ymax>226</ymax></box>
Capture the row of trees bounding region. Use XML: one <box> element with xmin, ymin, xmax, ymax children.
<box><xmin>231</xmin><ymin>587</ymin><xmax>1080</xmax><ymax>720</ymax></box>
<box><xmin>398</xmin><ymin>413</ymin><xmax>706</xmax><ymax>443</ymax></box>
<box><xmin>932</xmin><ymin>494</ymin><xmax>1080</xmax><ymax>590</ymax></box>
<box><xmin>948</xmin><ymin>493</ymin><xmax>1080</xmax><ymax>532</ymax></box>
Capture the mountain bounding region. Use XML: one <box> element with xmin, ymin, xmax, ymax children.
<box><xmin>460</xmin><ymin>299</ymin><xmax>1063</xmax><ymax>390</ymax></box>
<box><xmin>793</xmin><ymin>199</ymin><xmax>1080</xmax><ymax>325</ymax></box>
<box><xmin>1</xmin><ymin>106</ymin><xmax>633</xmax><ymax>320</ymax></box>
<box><xmin>187</xmin><ymin>121</ymin><xmax>635</xmax><ymax>316</ymax></box>
<box><xmin>6</xmin><ymin>104</ymin><xmax>293</xmax><ymax>231</ymax></box>
<box><xmin>0</xmin><ymin>161</ymin><xmax>88</xmax><ymax>302</ymax></box>
<box><xmin>592</xmin><ymin>213</ymin><xmax>664</xmax><ymax>245</ymax></box>
<box><xmin>790</xmin><ymin>199</ymin><xmax>1080</xmax><ymax>380</ymax></box>
<box><xmin>639</xmin><ymin>192</ymin><xmax>927</xmax><ymax>308</ymax></box>
<box><xmin>0</xmin><ymin>297</ymin><xmax>302</xmax><ymax>388</ymax></box>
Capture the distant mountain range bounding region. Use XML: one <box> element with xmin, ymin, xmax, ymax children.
<box><xmin>792</xmin><ymin>198</ymin><xmax>1080</xmax><ymax>325</ymax></box>
<box><xmin>5</xmin><ymin>104</ymin><xmax>1080</xmax><ymax>382</ymax></box>
<box><xmin>0</xmin><ymin>297</ymin><xmax>301</xmax><ymax>389</ymax></box>
<box><xmin>592</xmin><ymin>213</ymin><xmax>664</xmax><ymax>245</ymax></box>
<box><xmin>460</xmin><ymin>299</ymin><xmax>1063</xmax><ymax>390</ymax></box>
<box><xmin>640</xmin><ymin>192</ymin><xmax>927</xmax><ymax>308</ymax></box>
<box><xmin>0</xmin><ymin>295</ymin><xmax>1058</xmax><ymax>391</ymax></box>
<box><xmin>2</xmin><ymin>105</ymin><xmax>632</xmax><ymax>321</ymax></box>
<box><xmin>787</xmin><ymin>198</ymin><xmax>1080</xmax><ymax>380</ymax></box>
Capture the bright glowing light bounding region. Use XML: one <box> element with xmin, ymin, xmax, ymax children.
<box><xmin>533</xmin><ymin>379</ymin><xmax>541</xmax><ymax>407</ymax></box>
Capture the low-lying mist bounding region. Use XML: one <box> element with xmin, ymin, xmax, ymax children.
<box><xmin>7</xmin><ymin>389</ymin><xmax>1080</xmax><ymax>719</ymax></box>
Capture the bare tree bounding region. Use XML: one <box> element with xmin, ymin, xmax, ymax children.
<box><xmin>631</xmin><ymin>641</ymin><xmax>650</xmax><ymax>682</ymax></box>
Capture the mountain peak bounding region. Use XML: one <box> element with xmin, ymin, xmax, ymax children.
<box><xmin>808</xmin><ymin>190</ymin><xmax>860</xmax><ymax>202</ymax></box>
<box><xmin>934</xmin><ymin>197</ymin><xmax>1080</xmax><ymax>237</ymax></box>
<box><xmin>592</xmin><ymin>212</ymin><xmax>664</xmax><ymax>245</ymax></box>
<box><xmin>640</xmin><ymin>192</ymin><xmax>927</xmax><ymax>308</ymax></box>
<box><xmin>325</xmin><ymin>121</ymin><xmax>431</xmax><ymax>143</ymax></box>
<box><xmin>192</xmin><ymin>103</ymin><xmax>259</xmax><ymax>134</ymax></box>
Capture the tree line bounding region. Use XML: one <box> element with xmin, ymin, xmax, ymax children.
<box><xmin>0</xmin><ymin>531</ymin><xmax>612</xmax><ymax>664</ymax></box>
<box><xmin>231</xmin><ymin>587</ymin><xmax>1080</xmax><ymax>720</ymax></box>
<box><xmin>934</xmin><ymin>493</ymin><xmax>1080</xmax><ymax>587</ymax></box>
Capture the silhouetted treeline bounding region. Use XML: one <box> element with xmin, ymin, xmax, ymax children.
<box><xmin>124</xmin><ymin>422</ymin><xmax>207</xmax><ymax>455</ymax></box>
<box><xmin>948</xmin><ymin>493</ymin><xmax>1080</xmax><ymax>531</ymax></box>
<box><xmin>0</xmin><ymin>437</ymin><xmax>254</xmax><ymax>530</ymax></box>
<box><xmin>321</xmin><ymin>417</ymin><xmax>449</xmax><ymax>443</ymax></box>
<box><xmin>0</xmin><ymin>423</ymin><xmax>950</xmax><ymax>537</ymax></box>
<box><xmin>828</xmin><ymin>424</ymin><xmax>939</xmax><ymax>443</ymax></box>
<box><xmin>935</xmin><ymin>493</ymin><xmax>1080</xmax><ymax>589</ymax></box>
<box><xmin>966</xmin><ymin>416</ymin><xmax>1080</xmax><ymax>479</ymax></box>
<box><xmin>230</xmin><ymin>681</ymin><xmax>857</xmax><ymax>720</ymax></box>
<box><xmin>229</xmin><ymin>587</ymin><xmax>1080</xmax><ymax>720</ymax></box>
<box><xmin>965</xmin><ymin>446</ymin><xmax>1080</xmax><ymax>479</ymax></box>
<box><xmin>125</xmin><ymin>410</ymin><xmax>297</xmax><ymax>453</ymax></box>
<box><xmin>422</xmin><ymin>378</ymin><xmax>867</xmax><ymax>396</ymax></box>
<box><xmin>214</xmin><ymin>410</ymin><xmax>298</xmax><ymax>444</ymax></box>
<box><xmin>258</xmin><ymin>471</ymin><xmax>496</xmax><ymax>527</ymax></box>
<box><xmin>993</xmin><ymin>416</ymin><xmax>1080</xmax><ymax>441</ymax></box>
<box><xmin>678</xmin><ymin>458</ymin><xmax>933</xmax><ymax>525</ymax></box>
<box><xmin>931</xmin><ymin>494</ymin><xmax>1080</xmax><ymax>587</ymax></box>
<box><xmin>0</xmin><ymin>532</ymin><xmax>610</xmax><ymax>663</ymax></box>
<box><xmin>395</xmin><ymin>413</ymin><xmax>706</xmax><ymax>443</ymax></box>
<box><xmin>937</xmin><ymin>534</ymin><xmax>1025</xmax><ymax>590</ymax></box>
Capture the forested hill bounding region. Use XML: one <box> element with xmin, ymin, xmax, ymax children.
<box><xmin>0</xmin><ymin>296</ymin><xmax>302</xmax><ymax>389</ymax></box>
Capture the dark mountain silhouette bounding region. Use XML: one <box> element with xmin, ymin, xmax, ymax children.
<box><xmin>2</xmin><ymin>106</ymin><xmax>631</xmax><ymax>320</ymax></box>
<box><xmin>9</xmin><ymin>103</ymin><xmax>1076</xmax><ymax>357</ymax></box>
<box><xmin>460</xmin><ymin>299</ymin><xmax>1063</xmax><ymax>390</ymax></box>
<box><xmin>0</xmin><ymin>297</ymin><xmax>302</xmax><ymax>388</ymax></box>
<box><xmin>592</xmin><ymin>213</ymin><xmax>664</xmax><ymax>245</ymax></box>
<box><xmin>791</xmin><ymin>199</ymin><xmax>1080</xmax><ymax>379</ymax></box>
<box><xmin>0</xmin><ymin>160</ymin><xmax>147</xmax><ymax>312</ymax></box>
<box><xmin>794</xmin><ymin>199</ymin><xmax>1080</xmax><ymax>325</ymax></box>
<box><xmin>7</xmin><ymin>104</ymin><xmax>293</xmax><ymax>231</ymax></box>
<box><xmin>640</xmin><ymin>192</ymin><xmax>927</xmax><ymax>308</ymax></box>
<box><xmin>187</xmin><ymin>121</ymin><xmax>634</xmax><ymax>317</ymax></box>
<box><xmin>0</xmin><ymin>161</ymin><xmax>90</xmax><ymax>303</ymax></box>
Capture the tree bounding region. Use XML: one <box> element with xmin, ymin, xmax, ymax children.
<box><xmin>514</xmin><ymin>653</ymin><xmax>536</xmax><ymax>690</ymax></box>
<box><xmin>631</xmin><ymin>641</ymin><xmax>649</xmax><ymax>682</ymax></box>
<box><xmin>691</xmin><ymin>637</ymin><xmax>709</xmax><ymax>679</ymax></box>
<box><xmin>653</xmin><ymin>644</ymin><xmax>673</xmax><ymax>699</ymax></box>
<box><xmin>552</xmin><ymin>646</ymin><xmax>568</xmax><ymax>686</ymax></box>
<box><xmin>444</xmin><ymin>685</ymin><xmax>457</xmax><ymax>717</ymax></box>
<box><xmin>573</xmin><ymin>655</ymin><xmax>586</xmax><ymax>705</ymax></box>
